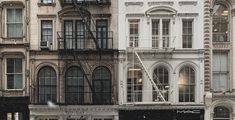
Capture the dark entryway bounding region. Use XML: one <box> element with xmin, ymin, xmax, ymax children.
<box><xmin>0</xmin><ymin>97</ymin><xmax>29</xmax><ymax>120</ymax></box>
<box><xmin>119</xmin><ymin>110</ymin><xmax>204</xmax><ymax>120</ymax></box>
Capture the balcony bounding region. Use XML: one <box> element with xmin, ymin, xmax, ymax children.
<box><xmin>59</xmin><ymin>0</ymin><xmax>111</xmax><ymax>7</ymax></box>
<box><xmin>57</xmin><ymin>31</ymin><xmax>114</xmax><ymax>52</ymax></box>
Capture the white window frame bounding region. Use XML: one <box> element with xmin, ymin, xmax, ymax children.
<box><xmin>5</xmin><ymin>7</ymin><xmax>24</xmax><ymax>38</ymax></box>
<box><xmin>4</xmin><ymin>56</ymin><xmax>25</xmax><ymax>90</ymax></box>
<box><xmin>40</xmin><ymin>0</ymin><xmax>54</xmax><ymax>4</ymax></box>
<box><xmin>151</xmin><ymin>18</ymin><xmax>171</xmax><ymax>49</ymax></box>
<box><xmin>128</xmin><ymin>20</ymin><xmax>139</xmax><ymax>48</ymax></box>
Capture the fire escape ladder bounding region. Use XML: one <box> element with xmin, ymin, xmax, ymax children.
<box><xmin>134</xmin><ymin>51</ymin><xmax>166</xmax><ymax>102</ymax></box>
<box><xmin>72</xmin><ymin>1</ymin><xmax>100</xmax><ymax>50</ymax></box>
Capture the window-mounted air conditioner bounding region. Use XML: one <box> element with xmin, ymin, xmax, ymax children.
<box><xmin>40</xmin><ymin>41</ymin><xmax>50</xmax><ymax>49</ymax></box>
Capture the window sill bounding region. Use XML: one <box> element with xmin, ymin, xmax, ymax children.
<box><xmin>38</xmin><ymin>3</ymin><xmax>56</xmax><ymax>7</ymax></box>
<box><xmin>3</xmin><ymin>89</ymin><xmax>24</xmax><ymax>91</ymax></box>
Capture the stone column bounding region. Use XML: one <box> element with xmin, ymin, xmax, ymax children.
<box><xmin>231</xmin><ymin>8</ymin><xmax>235</xmax><ymax>91</ymax></box>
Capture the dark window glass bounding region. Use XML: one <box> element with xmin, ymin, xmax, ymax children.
<box><xmin>213</xmin><ymin>106</ymin><xmax>230</xmax><ymax>120</ymax></box>
<box><xmin>92</xmin><ymin>66</ymin><xmax>111</xmax><ymax>104</ymax></box>
<box><xmin>38</xmin><ymin>66</ymin><xmax>57</xmax><ymax>103</ymax></box>
<box><xmin>65</xmin><ymin>66</ymin><xmax>84</xmax><ymax>104</ymax></box>
<box><xmin>182</xmin><ymin>20</ymin><xmax>193</xmax><ymax>48</ymax></box>
<box><xmin>41</xmin><ymin>20</ymin><xmax>53</xmax><ymax>42</ymax></box>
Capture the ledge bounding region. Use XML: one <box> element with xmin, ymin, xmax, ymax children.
<box><xmin>38</xmin><ymin>2</ymin><xmax>56</xmax><ymax>7</ymax></box>
<box><xmin>125</xmin><ymin>2</ymin><xmax>143</xmax><ymax>7</ymax></box>
<box><xmin>148</xmin><ymin>1</ymin><xmax>174</xmax><ymax>6</ymax></box>
<box><xmin>179</xmin><ymin>1</ymin><xmax>197</xmax><ymax>6</ymax></box>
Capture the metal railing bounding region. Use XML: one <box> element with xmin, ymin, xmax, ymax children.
<box><xmin>57</xmin><ymin>31</ymin><xmax>113</xmax><ymax>50</ymax></box>
<box><xmin>213</xmin><ymin>33</ymin><xmax>229</xmax><ymax>42</ymax></box>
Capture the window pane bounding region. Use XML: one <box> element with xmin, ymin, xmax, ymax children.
<box><xmin>214</xmin><ymin>106</ymin><xmax>230</xmax><ymax>119</ymax></box>
<box><xmin>42</xmin><ymin>21</ymin><xmax>53</xmax><ymax>42</ymax></box>
<box><xmin>7</xmin><ymin>9</ymin><xmax>23</xmax><ymax>37</ymax></box>
<box><xmin>129</xmin><ymin>21</ymin><xmax>139</xmax><ymax>47</ymax></box>
<box><xmin>182</xmin><ymin>20</ymin><xmax>193</xmax><ymax>48</ymax></box>
<box><xmin>38</xmin><ymin>66</ymin><xmax>57</xmax><ymax>103</ymax></box>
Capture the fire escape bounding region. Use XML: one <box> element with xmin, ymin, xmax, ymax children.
<box><xmin>58</xmin><ymin>0</ymin><xmax>116</xmax><ymax>105</ymax></box>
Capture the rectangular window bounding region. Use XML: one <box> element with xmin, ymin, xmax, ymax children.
<box><xmin>6</xmin><ymin>58</ymin><xmax>23</xmax><ymax>89</ymax></box>
<box><xmin>41</xmin><ymin>0</ymin><xmax>53</xmax><ymax>3</ymax></box>
<box><xmin>162</xmin><ymin>19</ymin><xmax>170</xmax><ymax>48</ymax></box>
<box><xmin>152</xmin><ymin>20</ymin><xmax>159</xmax><ymax>48</ymax></box>
<box><xmin>151</xmin><ymin>19</ymin><xmax>170</xmax><ymax>49</ymax></box>
<box><xmin>41</xmin><ymin>20</ymin><xmax>53</xmax><ymax>42</ymax></box>
<box><xmin>182</xmin><ymin>19</ymin><xmax>193</xmax><ymax>48</ymax></box>
<box><xmin>129</xmin><ymin>21</ymin><xmax>139</xmax><ymax>47</ymax></box>
<box><xmin>213</xmin><ymin>51</ymin><xmax>229</xmax><ymax>92</ymax></box>
<box><xmin>7</xmin><ymin>8</ymin><xmax>23</xmax><ymax>38</ymax></box>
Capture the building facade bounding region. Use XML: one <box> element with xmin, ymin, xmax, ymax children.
<box><xmin>118</xmin><ymin>0</ymin><xmax>205</xmax><ymax>120</ymax></box>
<box><xmin>0</xmin><ymin>0</ymin><xmax>30</xmax><ymax>119</ymax></box>
<box><xmin>204</xmin><ymin>0</ymin><xmax>235</xmax><ymax>120</ymax></box>
<box><xmin>28</xmin><ymin>0</ymin><xmax>119</xmax><ymax>120</ymax></box>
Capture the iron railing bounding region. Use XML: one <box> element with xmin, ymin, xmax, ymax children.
<box><xmin>57</xmin><ymin>31</ymin><xmax>113</xmax><ymax>50</ymax></box>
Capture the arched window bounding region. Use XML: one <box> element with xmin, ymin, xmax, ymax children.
<box><xmin>65</xmin><ymin>66</ymin><xmax>84</xmax><ymax>104</ymax></box>
<box><xmin>178</xmin><ymin>66</ymin><xmax>195</xmax><ymax>102</ymax></box>
<box><xmin>92</xmin><ymin>66</ymin><xmax>111</xmax><ymax>104</ymax></box>
<box><xmin>212</xmin><ymin>3</ymin><xmax>229</xmax><ymax>42</ymax></box>
<box><xmin>153</xmin><ymin>66</ymin><xmax>169</xmax><ymax>101</ymax></box>
<box><xmin>38</xmin><ymin>66</ymin><xmax>57</xmax><ymax>103</ymax></box>
<box><xmin>127</xmin><ymin>66</ymin><xmax>142</xmax><ymax>102</ymax></box>
<box><xmin>213</xmin><ymin>106</ymin><xmax>230</xmax><ymax>120</ymax></box>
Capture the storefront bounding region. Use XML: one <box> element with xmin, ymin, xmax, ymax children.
<box><xmin>0</xmin><ymin>97</ymin><xmax>29</xmax><ymax>120</ymax></box>
<box><xmin>119</xmin><ymin>109</ymin><xmax>204</xmax><ymax>120</ymax></box>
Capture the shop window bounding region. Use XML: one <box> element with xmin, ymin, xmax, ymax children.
<box><xmin>127</xmin><ymin>66</ymin><xmax>142</xmax><ymax>102</ymax></box>
<box><xmin>92</xmin><ymin>66</ymin><xmax>111</xmax><ymax>104</ymax></box>
<box><xmin>213</xmin><ymin>51</ymin><xmax>229</xmax><ymax>92</ymax></box>
<box><xmin>7</xmin><ymin>112</ymin><xmax>23</xmax><ymax>120</ymax></box>
<box><xmin>153</xmin><ymin>66</ymin><xmax>169</xmax><ymax>101</ymax></box>
<box><xmin>65</xmin><ymin>66</ymin><xmax>84</xmax><ymax>104</ymax></box>
<box><xmin>213</xmin><ymin>106</ymin><xmax>230</xmax><ymax>120</ymax></box>
<box><xmin>178</xmin><ymin>66</ymin><xmax>195</xmax><ymax>102</ymax></box>
<box><xmin>6</xmin><ymin>8</ymin><xmax>23</xmax><ymax>38</ymax></box>
<box><xmin>38</xmin><ymin>66</ymin><xmax>57</xmax><ymax>103</ymax></box>
<box><xmin>6</xmin><ymin>58</ymin><xmax>23</xmax><ymax>89</ymax></box>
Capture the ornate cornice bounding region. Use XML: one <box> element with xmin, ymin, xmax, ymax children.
<box><xmin>125</xmin><ymin>2</ymin><xmax>143</xmax><ymax>7</ymax></box>
<box><xmin>179</xmin><ymin>1</ymin><xmax>197</xmax><ymax>6</ymax></box>
<box><xmin>147</xmin><ymin>2</ymin><xmax>174</xmax><ymax>6</ymax></box>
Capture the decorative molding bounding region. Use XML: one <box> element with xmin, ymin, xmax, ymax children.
<box><xmin>0</xmin><ymin>1</ymin><xmax>25</xmax><ymax>8</ymax></box>
<box><xmin>179</xmin><ymin>1</ymin><xmax>197</xmax><ymax>6</ymax></box>
<box><xmin>177</xmin><ymin>13</ymin><xmax>198</xmax><ymax>17</ymax></box>
<box><xmin>92</xmin><ymin>14</ymin><xmax>111</xmax><ymax>18</ymax></box>
<box><xmin>125</xmin><ymin>2</ymin><xmax>143</xmax><ymax>7</ymax></box>
<box><xmin>213</xmin><ymin>43</ymin><xmax>231</xmax><ymax>49</ymax></box>
<box><xmin>37</xmin><ymin>3</ymin><xmax>56</xmax><ymax>7</ymax></box>
<box><xmin>148</xmin><ymin>2</ymin><xmax>174</xmax><ymax>6</ymax></box>
<box><xmin>126</xmin><ymin>14</ymin><xmax>145</xmax><ymax>17</ymax></box>
<box><xmin>37</xmin><ymin>14</ymin><xmax>57</xmax><ymax>18</ymax></box>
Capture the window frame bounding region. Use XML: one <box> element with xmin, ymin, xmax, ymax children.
<box><xmin>212</xmin><ymin>3</ymin><xmax>230</xmax><ymax>42</ymax></box>
<box><xmin>41</xmin><ymin>20</ymin><xmax>53</xmax><ymax>42</ymax></box>
<box><xmin>178</xmin><ymin>66</ymin><xmax>195</xmax><ymax>102</ymax></box>
<box><xmin>152</xmin><ymin>66</ymin><xmax>169</xmax><ymax>101</ymax></box>
<box><xmin>213</xmin><ymin>106</ymin><xmax>231</xmax><ymax>120</ymax></box>
<box><xmin>38</xmin><ymin>66</ymin><xmax>57</xmax><ymax>104</ymax></box>
<box><xmin>151</xmin><ymin>18</ymin><xmax>171</xmax><ymax>49</ymax></box>
<box><xmin>92</xmin><ymin>66</ymin><xmax>112</xmax><ymax>104</ymax></box>
<box><xmin>182</xmin><ymin>19</ymin><xmax>194</xmax><ymax>48</ymax></box>
<box><xmin>5</xmin><ymin>7</ymin><xmax>24</xmax><ymax>38</ymax></box>
<box><xmin>128</xmin><ymin>20</ymin><xmax>139</xmax><ymax>48</ymax></box>
<box><xmin>212</xmin><ymin>51</ymin><xmax>230</xmax><ymax>92</ymax></box>
<box><xmin>65</xmin><ymin>66</ymin><xmax>84</xmax><ymax>104</ymax></box>
<box><xmin>4</xmin><ymin>56</ymin><xmax>24</xmax><ymax>90</ymax></box>
<box><xmin>127</xmin><ymin>66</ymin><xmax>143</xmax><ymax>102</ymax></box>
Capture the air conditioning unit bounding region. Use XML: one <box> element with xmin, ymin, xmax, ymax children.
<box><xmin>40</xmin><ymin>41</ymin><xmax>50</xmax><ymax>50</ymax></box>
